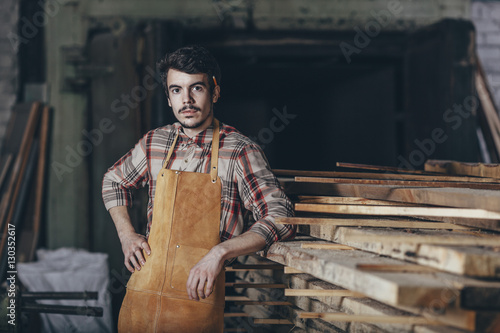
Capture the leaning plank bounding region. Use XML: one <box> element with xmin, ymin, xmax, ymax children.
<box><xmin>295</xmin><ymin>203</ymin><xmax>500</xmax><ymax>220</ymax></box>
<box><xmin>262</xmin><ymin>236</ymin><xmax>500</xmax><ymax>309</ymax></box>
<box><xmin>305</xmin><ymin>225</ymin><xmax>500</xmax><ymax>278</ymax></box>
<box><xmin>283</xmin><ymin>180</ymin><xmax>500</xmax><ymax>214</ymax></box>
<box><xmin>425</xmin><ymin>160</ymin><xmax>500</xmax><ymax>179</ymax></box>
<box><xmin>0</xmin><ymin>154</ymin><xmax>13</xmax><ymax>191</ymax></box>
<box><xmin>296</xmin><ymin>176</ymin><xmax>500</xmax><ymax>190</ymax></box>
<box><xmin>29</xmin><ymin>105</ymin><xmax>50</xmax><ymax>261</ymax></box>
<box><xmin>273</xmin><ymin>169</ymin><xmax>500</xmax><ymax>183</ymax></box>
<box><xmin>0</xmin><ymin>103</ymin><xmax>41</xmax><ymax>260</ymax></box>
<box><xmin>276</xmin><ymin>217</ymin><xmax>470</xmax><ymax>230</ymax></box>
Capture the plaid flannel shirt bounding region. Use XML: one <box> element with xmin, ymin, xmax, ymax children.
<box><xmin>102</xmin><ymin>121</ymin><xmax>295</xmax><ymax>248</ymax></box>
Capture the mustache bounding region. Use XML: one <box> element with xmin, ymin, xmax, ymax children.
<box><xmin>179</xmin><ymin>105</ymin><xmax>201</xmax><ymax>113</ymax></box>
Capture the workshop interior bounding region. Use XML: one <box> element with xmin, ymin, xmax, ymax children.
<box><xmin>1</xmin><ymin>0</ymin><xmax>500</xmax><ymax>332</ymax></box>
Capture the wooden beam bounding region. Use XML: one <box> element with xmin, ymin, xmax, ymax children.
<box><xmin>233</xmin><ymin>301</ymin><xmax>292</xmax><ymax>306</ymax></box>
<box><xmin>225</xmin><ymin>283</ymin><xmax>287</xmax><ymax>289</ymax></box>
<box><xmin>356</xmin><ymin>264</ymin><xmax>437</xmax><ymax>273</ymax></box>
<box><xmin>336</xmin><ymin>162</ymin><xmax>437</xmax><ymax>175</ymax></box>
<box><xmin>263</xmin><ymin>237</ymin><xmax>500</xmax><ymax>309</ymax></box>
<box><xmin>299</xmin><ymin>312</ymin><xmax>442</xmax><ymax>325</ymax></box>
<box><xmin>252</xmin><ymin>319</ymin><xmax>293</xmax><ymax>325</ymax></box>
<box><xmin>297</xmin><ymin>195</ymin><xmax>422</xmax><ymax>206</ymax></box>
<box><xmin>308</xmin><ymin>226</ymin><xmax>500</xmax><ymax>278</ymax></box>
<box><xmin>273</xmin><ymin>169</ymin><xmax>500</xmax><ymax>183</ymax></box>
<box><xmin>426</xmin><ymin>160</ymin><xmax>500</xmax><ymax>179</ymax></box>
<box><xmin>284</xmin><ymin>267</ymin><xmax>305</xmax><ymax>274</ymax></box>
<box><xmin>295</xmin><ymin>176</ymin><xmax>500</xmax><ymax>190</ymax></box>
<box><xmin>285</xmin><ymin>289</ymin><xmax>366</xmax><ymax>298</ymax></box>
<box><xmin>301</xmin><ymin>243</ymin><xmax>354</xmax><ymax>250</ymax></box>
<box><xmin>276</xmin><ymin>217</ymin><xmax>470</xmax><ymax>230</ymax></box>
<box><xmin>224</xmin><ymin>313</ymin><xmax>250</xmax><ymax>318</ymax></box>
<box><xmin>226</xmin><ymin>264</ymin><xmax>283</xmax><ymax>271</ymax></box>
<box><xmin>288</xmin><ymin>271</ymin><xmax>498</xmax><ymax>332</ymax></box>
<box><xmin>295</xmin><ymin>203</ymin><xmax>500</xmax><ymax>220</ymax></box>
<box><xmin>283</xmin><ymin>181</ymin><xmax>500</xmax><ymax>213</ymax></box>
<box><xmin>338</xmin><ymin>227</ymin><xmax>500</xmax><ymax>247</ymax></box>
<box><xmin>225</xmin><ymin>296</ymin><xmax>251</xmax><ymax>301</ymax></box>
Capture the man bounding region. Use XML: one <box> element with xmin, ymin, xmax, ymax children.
<box><xmin>102</xmin><ymin>45</ymin><xmax>295</xmax><ymax>332</ymax></box>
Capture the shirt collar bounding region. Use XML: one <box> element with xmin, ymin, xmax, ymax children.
<box><xmin>174</xmin><ymin>122</ymin><xmax>214</xmax><ymax>148</ymax></box>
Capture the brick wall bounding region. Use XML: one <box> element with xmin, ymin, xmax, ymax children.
<box><xmin>0</xmin><ymin>0</ymin><xmax>18</xmax><ymax>149</ymax></box>
<box><xmin>472</xmin><ymin>1</ymin><xmax>500</xmax><ymax>109</ymax></box>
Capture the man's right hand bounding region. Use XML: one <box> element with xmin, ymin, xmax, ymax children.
<box><xmin>109</xmin><ymin>206</ymin><xmax>151</xmax><ymax>273</ymax></box>
<box><xmin>120</xmin><ymin>231</ymin><xmax>151</xmax><ymax>273</ymax></box>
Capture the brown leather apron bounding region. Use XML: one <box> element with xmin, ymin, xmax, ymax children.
<box><xmin>118</xmin><ymin>119</ymin><xmax>224</xmax><ymax>333</ymax></box>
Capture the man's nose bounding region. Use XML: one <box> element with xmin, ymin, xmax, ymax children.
<box><xmin>182</xmin><ymin>89</ymin><xmax>194</xmax><ymax>104</ymax></box>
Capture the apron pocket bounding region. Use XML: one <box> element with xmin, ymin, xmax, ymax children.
<box><xmin>170</xmin><ymin>244</ymin><xmax>210</xmax><ymax>292</ymax></box>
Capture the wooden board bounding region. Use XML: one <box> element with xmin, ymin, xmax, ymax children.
<box><xmin>336</xmin><ymin>162</ymin><xmax>437</xmax><ymax>175</ymax></box>
<box><xmin>273</xmin><ymin>169</ymin><xmax>500</xmax><ymax>183</ymax></box>
<box><xmin>336</xmin><ymin>227</ymin><xmax>500</xmax><ymax>247</ymax></box>
<box><xmin>304</xmin><ymin>226</ymin><xmax>500</xmax><ymax>278</ymax></box>
<box><xmin>262</xmin><ymin>236</ymin><xmax>500</xmax><ymax>310</ymax></box>
<box><xmin>283</xmin><ymin>180</ymin><xmax>500</xmax><ymax>214</ymax></box>
<box><xmin>0</xmin><ymin>102</ymin><xmax>42</xmax><ymax>261</ymax></box>
<box><xmin>29</xmin><ymin>105</ymin><xmax>50</xmax><ymax>261</ymax></box>
<box><xmin>276</xmin><ymin>217</ymin><xmax>470</xmax><ymax>230</ymax></box>
<box><xmin>288</xmin><ymin>272</ymin><xmax>499</xmax><ymax>332</ymax></box>
<box><xmin>295</xmin><ymin>203</ymin><xmax>500</xmax><ymax>220</ymax></box>
<box><xmin>426</xmin><ymin>160</ymin><xmax>500</xmax><ymax>179</ymax></box>
<box><xmin>296</xmin><ymin>176</ymin><xmax>500</xmax><ymax>190</ymax></box>
<box><xmin>297</xmin><ymin>195</ymin><xmax>426</xmax><ymax>206</ymax></box>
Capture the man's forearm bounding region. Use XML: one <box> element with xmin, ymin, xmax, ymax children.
<box><xmin>109</xmin><ymin>206</ymin><xmax>136</xmax><ymax>239</ymax></box>
<box><xmin>211</xmin><ymin>231</ymin><xmax>267</xmax><ymax>263</ymax></box>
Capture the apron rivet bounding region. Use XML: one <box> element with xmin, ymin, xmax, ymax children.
<box><xmin>176</xmin><ymin>245</ymin><xmax>180</xmax><ymax>248</ymax></box>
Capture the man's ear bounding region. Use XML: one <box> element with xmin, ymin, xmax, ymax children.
<box><xmin>212</xmin><ymin>85</ymin><xmax>221</xmax><ymax>103</ymax></box>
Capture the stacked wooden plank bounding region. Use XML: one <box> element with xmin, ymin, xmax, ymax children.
<box><xmin>225</xmin><ymin>161</ymin><xmax>500</xmax><ymax>332</ymax></box>
<box><xmin>0</xmin><ymin>102</ymin><xmax>51</xmax><ymax>278</ymax></box>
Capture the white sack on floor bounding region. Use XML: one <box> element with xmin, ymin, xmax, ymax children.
<box><xmin>17</xmin><ymin>248</ymin><xmax>113</xmax><ymax>333</ymax></box>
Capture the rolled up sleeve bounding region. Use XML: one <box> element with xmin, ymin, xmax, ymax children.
<box><xmin>236</xmin><ymin>143</ymin><xmax>296</xmax><ymax>249</ymax></box>
<box><xmin>102</xmin><ymin>134</ymin><xmax>149</xmax><ymax>211</ymax></box>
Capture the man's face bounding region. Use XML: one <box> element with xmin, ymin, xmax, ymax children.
<box><xmin>166</xmin><ymin>69</ymin><xmax>219</xmax><ymax>134</ymax></box>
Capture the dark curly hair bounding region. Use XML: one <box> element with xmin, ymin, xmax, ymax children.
<box><xmin>157</xmin><ymin>45</ymin><xmax>221</xmax><ymax>96</ymax></box>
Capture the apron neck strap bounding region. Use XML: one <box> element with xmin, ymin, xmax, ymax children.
<box><xmin>162</xmin><ymin>118</ymin><xmax>220</xmax><ymax>183</ymax></box>
<box><xmin>210</xmin><ymin>118</ymin><xmax>220</xmax><ymax>182</ymax></box>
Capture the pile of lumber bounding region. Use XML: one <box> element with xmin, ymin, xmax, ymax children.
<box><xmin>224</xmin><ymin>161</ymin><xmax>500</xmax><ymax>332</ymax></box>
<box><xmin>0</xmin><ymin>102</ymin><xmax>51</xmax><ymax>278</ymax></box>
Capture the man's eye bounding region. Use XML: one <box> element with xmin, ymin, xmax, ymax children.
<box><xmin>193</xmin><ymin>86</ymin><xmax>203</xmax><ymax>92</ymax></box>
<box><xmin>171</xmin><ymin>88</ymin><xmax>180</xmax><ymax>94</ymax></box>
